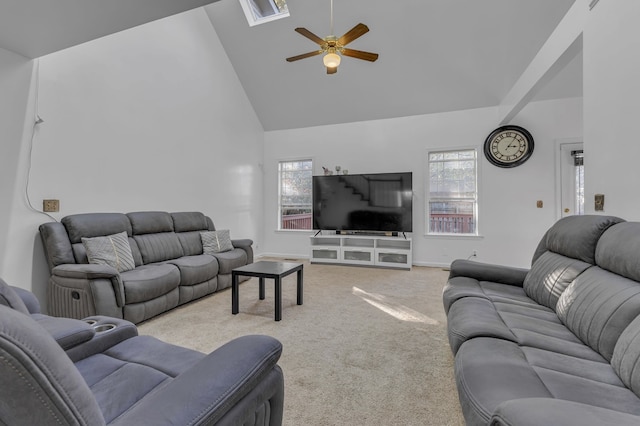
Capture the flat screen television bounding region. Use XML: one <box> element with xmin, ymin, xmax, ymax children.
<box><xmin>312</xmin><ymin>172</ymin><xmax>413</xmax><ymax>233</ymax></box>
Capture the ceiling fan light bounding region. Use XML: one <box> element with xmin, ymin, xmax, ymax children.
<box><xmin>323</xmin><ymin>52</ymin><xmax>341</xmax><ymax>68</ymax></box>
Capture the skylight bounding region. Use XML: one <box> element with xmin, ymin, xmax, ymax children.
<box><xmin>239</xmin><ymin>0</ymin><xmax>289</xmax><ymax>27</ymax></box>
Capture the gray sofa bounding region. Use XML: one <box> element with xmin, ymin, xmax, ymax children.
<box><xmin>444</xmin><ymin>215</ymin><xmax>640</xmax><ymax>425</ymax></box>
<box><xmin>39</xmin><ymin>211</ymin><xmax>253</xmax><ymax>323</ymax></box>
<box><xmin>0</xmin><ymin>278</ymin><xmax>284</xmax><ymax>425</ymax></box>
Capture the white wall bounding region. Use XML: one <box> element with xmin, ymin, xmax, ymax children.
<box><xmin>584</xmin><ymin>1</ymin><xmax>640</xmax><ymax>219</ymax></box>
<box><xmin>0</xmin><ymin>48</ymin><xmax>36</xmax><ymax>291</ymax></box>
<box><xmin>264</xmin><ymin>97</ymin><xmax>583</xmax><ymax>268</ymax></box>
<box><xmin>0</xmin><ymin>8</ymin><xmax>264</xmax><ymax>308</ymax></box>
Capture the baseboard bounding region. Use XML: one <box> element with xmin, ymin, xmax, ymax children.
<box><xmin>255</xmin><ymin>255</ymin><xmax>449</xmax><ymax>269</ymax></box>
<box><xmin>256</xmin><ymin>253</ymin><xmax>310</xmax><ymax>261</ymax></box>
<box><xmin>412</xmin><ymin>260</ymin><xmax>452</xmax><ymax>269</ymax></box>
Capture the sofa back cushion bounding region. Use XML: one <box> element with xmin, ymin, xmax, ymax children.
<box><xmin>523</xmin><ymin>251</ymin><xmax>591</xmax><ymax>310</ymax></box>
<box><xmin>524</xmin><ymin>215</ymin><xmax>622</xmax><ymax>310</ymax></box>
<box><xmin>127</xmin><ymin>212</ymin><xmax>184</xmax><ymax>264</ymax></box>
<box><xmin>596</xmin><ymin>222</ymin><xmax>640</xmax><ymax>282</ymax></box>
<box><xmin>557</xmin><ymin>267</ymin><xmax>640</xmax><ymax>361</ymax></box>
<box><xmin>171</xmin><ymin>212</ymin><xmax>213</xmax><ymax>256</ymax></box>
<box><xmin>557</xmin><ymin>223</ymin><xmax>640</xmax><ymax>362</ymax></box>
<box><xmin>612</xmin><ymin>314</ymin><xmax>640</xmax><ymax>398</ymax></box>
<box><xmin>171</xmin><ymin>212</ymin><xmax>210</xmax><ymax>232</ymax></box>
<box><xmin>62</xmin><ymin>213</ymin><xmax>133</xmax><ymax>264</ymax></box>
<box><xmin>530</xmin><ymin>215</ymin><xmax>624</xmax><ymax>265</ymax></box>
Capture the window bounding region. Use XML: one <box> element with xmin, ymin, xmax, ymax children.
<box><xmin>427</xmin><ymin>149</ymin><xmax>478</xmax><ymax>235</ymax></box>
<box><xmin>278</xmin><ymin>159</ymin><xmax>313</xmax><ymax>230</ymax></box>
<box><xmin>573</xmin><ymin>150</ymin><xmax>584</xmax><ymax>215</ymax></box>
<box><xmin>239</xmin><ymin>0</ymin><xmax>289</xmax><ymax>27</ymax></box>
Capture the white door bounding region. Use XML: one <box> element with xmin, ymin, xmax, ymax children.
<box><xmin>559</xmin><ymin>142</ymin><xmax>584</xmax><ymax>218</ymax></box>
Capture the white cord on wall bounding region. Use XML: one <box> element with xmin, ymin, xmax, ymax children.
<box><xmin>24</xmin><ymin>58</ymin><xmax>57</xmax><ymax>222</ymax></box>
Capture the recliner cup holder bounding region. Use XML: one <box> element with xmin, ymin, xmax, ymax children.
<box><xmin>84</xmin><ymin>319</ymin><xmax>97</xmax><ymax>326</ymax></box>
<box><xmin>94</xmin><ymin>324</ymin><xmax>116</xmax><ymax>333</ymax></box>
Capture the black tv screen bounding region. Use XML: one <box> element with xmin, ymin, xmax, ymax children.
<box><xmin>312</xmin><ymin>172</ymin><xmax>413</xmax><ymax>233</ymax></box>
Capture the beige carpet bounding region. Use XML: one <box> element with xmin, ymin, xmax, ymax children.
<box><xmin>138</xmin><ymin>260</ymin><xmax>464</xmax><ymax>426</ymax></box>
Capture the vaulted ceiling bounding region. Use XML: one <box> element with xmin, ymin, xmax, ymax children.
<box><xmin>206</xmin><ymin>0</ymin><xmax>580</xmax><ymax>130</ymax></box>
<box><xmin>0</xmin><ymin>0</ymin><xmax>581</xmax><ymax>132</ymax></box>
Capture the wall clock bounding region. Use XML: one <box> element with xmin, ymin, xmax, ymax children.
<box><xmin>483</xmin><ymin>125</ymin><xmax>534</xmax><ymax>168</ymax></box>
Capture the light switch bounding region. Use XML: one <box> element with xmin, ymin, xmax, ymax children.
<box><xmin>536</xmin><ymin>200</ymin><xmax>543</xmax><ymax>208</ymax></box>
<box><xmin>595</xmin><ymin>194</ymin><xmax>605</xmax><ymax>211</ymax></box>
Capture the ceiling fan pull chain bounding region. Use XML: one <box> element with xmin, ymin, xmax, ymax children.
<box><xmin>330</xmin><ymin>0</ymin><xmax>334</xmax><ymax>36</ymax></box>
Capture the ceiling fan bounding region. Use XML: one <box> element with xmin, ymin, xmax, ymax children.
<box><xmin>285</xmin><ymin>0</ymin><xmax>379</xmax><ymax>74</ymax></box>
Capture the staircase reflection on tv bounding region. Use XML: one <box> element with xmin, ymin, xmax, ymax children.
<box><xmin>312</xmin><ymin>172</ymin><xmax>413</xmax><ymax>233</ymax></box>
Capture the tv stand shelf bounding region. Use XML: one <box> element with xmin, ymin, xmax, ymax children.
<box><xmin>310</xmin><ymin>234</ymin><xmax>411</xmax><ymax>270</ymax></box>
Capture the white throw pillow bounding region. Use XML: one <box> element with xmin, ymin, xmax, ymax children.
<box><xmin>201</xmin><ymin>230</ymin><xmax>234</xmax><ymax>254</ymax></box>
<box><xmin>82</xmin><ymin>231</ymin><xmax>135</xmax><ymax>272</ymax></box>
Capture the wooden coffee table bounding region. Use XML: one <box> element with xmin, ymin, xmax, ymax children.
<box><xmin>231</xmin><ymin>261</ymin><xmax>303</xmax><ymax>321</ymax></box>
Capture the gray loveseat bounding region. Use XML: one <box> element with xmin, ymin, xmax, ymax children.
<box><xmin>444</xmin><ymin>215</ymin><xmax>640</xmax><ymax>425</ymax></box>
<box><xmin>39</xmin><ymin>211</ymin><xmax>253</xmax><ymax>323</ymax></box>
<box><xmin>0</xmin><ymin>278</ymin><xmax>284</xmax><ymax>425</ymax></box>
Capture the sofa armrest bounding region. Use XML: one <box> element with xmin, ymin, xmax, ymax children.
<box><xmin>52</xmin><ymin>264</ymin><xmax>125</xmax><ymax>307</ymax></box>
<box><xmin>491</xmin><ymin>398</ymin><xmax>640</xmax><ymax>426</ymax></box>
<box><xmin>449</xmin><ymin>259</ymin><xmax>529</xmax><ymax>287</ymax></box>
<box><xmin>31</xmin><ymin>314</ymin><xmax>96</xmax><ymax>350</ymax></box>
<box><xmin>232</xmin><ymin>238</ymin><xmax>254</xmax><ymax>264</ymax></box>
<box><xmin>110</xmin><ymin>335</ymin><xmax>283</xmax><ymax>426</ymax></box>
<box><xmin>65</xmin><ymin>316</ymin><xmax>138</xmax><ymax>362</ymax></box>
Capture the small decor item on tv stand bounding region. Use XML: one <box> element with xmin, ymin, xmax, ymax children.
<box><xmin>322</xmin><ymin>166</ymin><xmax>333</xmax><ymax>175</ymax></box>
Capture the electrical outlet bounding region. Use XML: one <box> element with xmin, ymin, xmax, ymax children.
<box><xmin>43</xmin><ymin>199</ymin><xmax>59</xmax><ymax>212</ymax></box>
<box><xmin>473</xmin><ymin>250</ymin><xmax>477</xmax><ymax>257</ymax></box>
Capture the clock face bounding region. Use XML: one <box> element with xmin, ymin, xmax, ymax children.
<box><xmin>483</xmin><ymin>125</ymin><xmax>534</xmax><ymax>168</ymax></box>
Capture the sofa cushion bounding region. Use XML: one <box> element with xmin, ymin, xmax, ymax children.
<box><xmin>455</xmin><ymin>337</ymin><xmax>640</xmax><ymax>426</ymax></box>
<box><xmin>443</xmin><ymin>275</ymin><xmax>533</xmax><ymax>314</ymax></box>
<box><xmin>127</xmin><ymin>211</ymin><xmax>174</xmax><ymax>235</ymax></box>
<box><xmin>523</xmin><ymin>251</ymin><xmax>592</xmax><ymax>310</ymax></box>
<box><xmin>133</xmin><ymin>233</ymin><xmax>184</xmax><ymax>264</ymax></box>
<box><xmin>212</xmin><ymin>248</ymin><xmax>248</xmax><ymax>274</ymax></box>
<box><xmin>612</xmin><ymin>315</ymin><xmax>640</xmax><ymax>398</ymax></box>
<box><xmin>596</xmin><ymin>222</ymin><xmax>640</xmax><ymax>282</ymax></box>
<box><xmin>82</xmin><ymin>232</ymin><xmax>136</xmax><ymax>273</ymax></box>
<box><xmin>557</xmin><ymin>266</ymin><xmax>640</xmax><ymax>361</ymax></box>
<box><xmin>171</xmin><ymin>212</ymin><xmax>210</xmax><ymax>233</ymax></box>
<box><xmin>62</xmin><ymin>213</ymin><xmax>132</xmax><ymax>244</ymax></box>
<box><xmin>446</xmin><ymin>296</ymin><xmax>601</xmax><ymax>359</ymax></box>
<box><xmin>165</xmin><ymin>255</ymin><xmax>219</xmax><ymax>287</ymax></box>
<box><xmin>75</xmin><ymin>335</ymin><xmax>205</xmax><ymax>423</ymax></box>
<box><xmin>201</xmin><ymin>230</ymin><xmax>234</xmax><ymax>254</ymax></box>
<box><xmin>177</xmin><ymin>231</ymin><xmax>205</xmax><ymax>257</ymax></box>
<box><xmin>120</xmin><ymin>264</ymin><xmax>180</xmax><ymax>304</ymax></box>
<box><xmin>531</xmin><ymin>215</ymin><xmax>624</xmax><ymax>265</ymax></box>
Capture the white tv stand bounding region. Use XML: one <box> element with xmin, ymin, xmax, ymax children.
<box><xmin>310</xmin><ymin>233</ymin><xmax>412</xmax><ymax>270</ymax></box>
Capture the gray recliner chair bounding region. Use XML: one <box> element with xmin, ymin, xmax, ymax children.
<box><xmin>0</xmin><ymin>279</ymin><xmax>284</xmax><ymax>425</ymax></box>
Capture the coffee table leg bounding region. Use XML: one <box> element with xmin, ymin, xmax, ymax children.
<box><xmin>232</xmin><ymin>273</ymin><xmax>239</xmax><ymax>315</ymax></box>
<box><xmin>275</xmin><ymin>277</ymin><xmax>282</xmax><ymax>321</ymax></box>
<box><xmin>259</xmin><ymin>277</ymin><xmax>265</xmax><ymax>300</ymax></box>
<box><xmin>297</xmin><ymin>268</ymin><xmax>303</xmax><ymax>305</ymax></box>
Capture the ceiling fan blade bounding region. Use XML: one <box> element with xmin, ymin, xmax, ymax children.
<box><xmin>338</xmin><ymin>23</ymin><xmax>369</xmax><ymax>46</ymax></box>
<box><xmin>327</xmin><ymin>66</ymin><xmax>338</xmax><ymax>75</ymax></box>
<box><xmin>341</xmin><ymin>48</ymin><xmax>379</xmax><ymax>62</ymax></box>
<box><xmin>286</xmin><ymin>50</ymin><xmax>323</xmax><ymax>62</ymax></box>
<box><xmin>295</xmin><ymin>27</ymin><xmax>326</xmax><ymax>46</ymax></box>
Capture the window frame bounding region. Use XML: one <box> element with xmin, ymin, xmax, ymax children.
<box><xmin>277</xmin><ymin>158</ymin><xmax>313</xmax><ymax>232</ymax></box>
<box><xmin>239</xmin><ymin>0</ymin><xmax>290</xmax><ymax>27</ymax></box>
<box><xmin>425</xmin><ymin>147</ymin><xmax>480</xmax><ymax>237</ymax></box>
